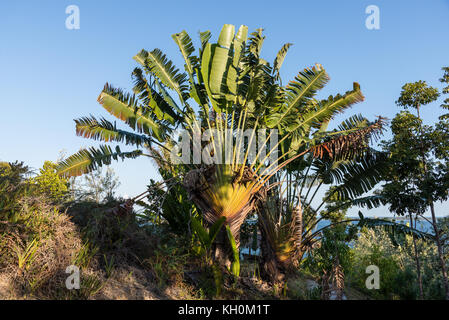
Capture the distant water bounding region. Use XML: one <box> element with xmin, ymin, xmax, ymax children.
<box><xmin>316</xmin><ymin>217</ymin><xmax>437</xmax><ymax>234</ymax></box>
<box><xmin>240</xmin><ymin>217</ymin><xmax>441</xmax><ymax>259</ymax></box>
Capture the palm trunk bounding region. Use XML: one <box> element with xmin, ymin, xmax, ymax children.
<box><xmin>258</xmin><ymin>219</ymin><xmax>284</xmax><ymax>283</ymax></box>
<box><xmin>257</xmin><ymin>211</ymin><xmax>285</xmax><ymax>283</ymax></box>
<box><xmin>212</xmin><ymin>227</ymin><xmax>232</xmax><ymax>269</ymax></box>
<box><xmin>409</xmin><ymin>213</ymin><xmax>424</xmax><ymax>299</ymax></box>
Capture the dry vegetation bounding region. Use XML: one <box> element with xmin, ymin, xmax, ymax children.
<box><xmin>0</xmin><ymin>196</ymin><xmax>316</xmax><ymax>300</ymax></box>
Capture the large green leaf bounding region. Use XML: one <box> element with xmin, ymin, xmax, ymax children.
<box><xmin>132</xmin><ymin>67</ymin><xmax>179</xmax><ymax>124</ymax></box>
<box><xmin>57</xmin><ymin>145</ymin><xmax>142</xmax><ymax>177</ymax></box>
<box><xmin>191</xmin><ymin>216</ymin><xmax>226</xmax><ymax>249</ymax></box>
<box><xmin>273</xmin><ymin>43</ymin><xmax>293</xmax><ymax>81</ymax></box>
<box><xmin>357</xmin><ymin>215</ymin><xmax>435</xmax><ymax>241</ymax></box>
<box><xmin>226</xmin><ymin>225</ymin><xmax>240</xmax><ymax>277</ymax></box>
<box><xmin>98</xmin><ymin>84</ymin><xmax>164</xmax><ymax>141</ymax></box>
<box><xmin>75</xmin><ymin>116</ymin><xmax>152</xmax><ymax>147</ymax></box>
<box><xmin>172</xmin><ymin>30</ymin><xmax>198</xmax><ymax>76</ymax></box>
<box><xmin>266</xmin><ymin>64</ymin><xmax>329</xmax><ymax>128</ymax></box>
<box><xmin>133</xmin><ymin>48</ymin><xmax>188</xmax><ymax>104</ymax></box>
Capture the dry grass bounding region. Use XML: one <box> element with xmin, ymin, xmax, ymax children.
<box><xmin>0</xmin><ymin>196</ymin><xmax>331</xmax><ymax>300</ymax></box>
<box><xmin>0</xmin><ymin>197</ymin><xmax>86</xmax><ymax>299</ymax></box>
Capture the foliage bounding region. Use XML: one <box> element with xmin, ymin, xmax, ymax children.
<box><xmin>0</xmin><ymin>161</ymin><xmax>34</xmax><ymax>221</ymax></box>
<box><xmin>439</xmin><ymin>67</ymin><xmax>449</xmax><ymax>120</ymax></box>
<box><xmin>226</xmin><ymin>225</ymin><xmax>240</xmax><ymax>278</ymax></box>
<box><xmin>137</xmin><ymin>150</ymin><xmax>195</xmax><ymax>235</ymax></box>
<box><xmin>191</xmin><ymin>215</ymin><xmax>226</xmax><ymax>262</ymax></box>
<box><xmin>145</xmin><ymin>237</ymin><xmax>191</xmax><ymax>289</ymax></box>
<box><xmin>69</xmin><ymin>166</ymin><xmax>121</xmax><ymax>203</ymax></box>
<box><xmin>0</xmin><ymin>197</ymin><xmax>103</xmax><ymax>299</ymax></box>
<box><xmin>256</xmin><ymin>148</ymin><xmax>389</xmax><ymax>283</ymax></box>
<box><xmin>347</xmin><ymin>227</ymin><xmax>445</xmax><ymax>300</ymax></box>
<box><xmin>66</xmin><ymin>199</ymin><xmax>153</xmax><ymax>266</ymax></box>
<box><xmin>438</xmin><ymin>216</ymin><xmax>449</xmax><ymax>259</ymax></box>
<box><xmin>57</xmin><ymin>24</ymin><xmax>384</xmax><ymax>265</ymax></box>
<box><xmin>303</xmin><ymin>223</ymin><xmax>357</xmax><ymax>299</ymax></box>
<box><xmin>395</xmin><ymin>81</ymin><xmax>439</xmax><ymax>117</ymax></box>
<box><xmin>56</xmin><ymin>22</ymin><xmax>398</xmax><ymax>289</ymax></box>
<box><xmin>30</xmin><ymin>161</ymin><xmax>69</xmax><ymax>202</ymax></box>
<box><xmin>380</xmin><ymin>111</ymin><xmax>449</xmax><ymax>216</ymax></box>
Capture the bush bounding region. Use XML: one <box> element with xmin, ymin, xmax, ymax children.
<box><xmin>0</xmin><ymin>197</ymin><xmax>103</xmax><ymax>299</ymax></box>
<box><xmin>30</xmin><ymin>161</ymin><xmax>69</xmax><ymax>202</ymax></box>
<box><xmin>347</xmin><ymin>227</ymin><xmax>444</xmax><ymax>299</ymax></box>
<box><xmin>0</xmin><ymin>162</ymin><xmax>34</xmax><ymax>221</ymax></box>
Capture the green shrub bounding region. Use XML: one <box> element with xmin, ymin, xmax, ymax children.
<box><xmin>30</xmin><ymin>161</ymin><xmax>69</xmax><ymax>202</ymax></box>
<box><xmin>347</xmin><ymin>227</ymin><xmax>444</xmax><ymax>299</ymax></box>
<box><xmin>0</xmin><ymin>162</ymin><xmax>34</xmax><ymax>221</ymax></box>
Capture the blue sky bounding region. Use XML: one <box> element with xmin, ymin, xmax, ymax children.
<box><xmin>1</xmin><ymin>0</ymin><xmax>448</xmax><ymax>216</ymax></box>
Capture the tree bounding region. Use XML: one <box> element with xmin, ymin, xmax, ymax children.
<box><xmin>395</xmin><ymin>81</ymin><xmax>439</xmax><ymax>119</ymax></box>
<box><xmin>30</xmin><ymin>161</ymin><xmax>69</xmax><ymax>202</ymax></box>
<box><xmin>71</xmin><ymin>166</ymin><xmax>121</xmax><ymax>203</ymax></box>
<box><xmin>381</xmin><ymin>80</ymin><xmax>449</xmax><ymax>299</ymax></box>
<box><xmin>304</xmin><ymin>223</ymin><xmax>356</xmax><ymax>300</ymax></box>
<box><xmin>57</xmin><ymin>24</ymin><xmax>385</xmax><ymax>271</ymax></box>
<box><xmin>0</xmin><ymin>161</ymin><xmax>33</xmax><ymax>221</ymax></box>
<box><xmin>439</xmin><ymin>67</ymin><xmax>449</xmax><ymax>120</ymax></box>
<box><xmin>257</xmin><ymin>148</ymin><xmax>389</xmax><ymax>283</ymax></box>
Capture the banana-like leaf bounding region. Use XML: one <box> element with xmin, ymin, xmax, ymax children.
<box><xmin>209</xmin><ymin>25</ymin><xmax>235</xmax><ymax>97</ymax></box>
<box><xmin>273</xmin><ymin>43</ymin><xmax>293</xmax><ymax>80</ymax></box>
<box><xmin>309</xmin><ymin>116</ymin><xmax>386</xmax><ymax>161</ymax></box>
<box><xmin>201</xmin><ymin>42</ymin><xmax>220</xmax><ymax>111</ymax></box>
<box><xmin>98</xmin><ymin>84</ymin><xmax>164</xmax><ymax>141</ymax></box>
<box><xmin>172</xmin><ymin>30</ymin><xmax>198</xmax><ymax>76</ymax></box>
<box><xmin>191</xmin><ymin>215</ymin><xmax>226</xmax><ymax>249</ymax></box>
<box><xmin>227</xmin><ymin>25</ymin><xmax>248</xmax><ymax>96</ymax></box>
<box><xmin>56</xmin><ymin>145</ymin><xmax>142</xmax><ymax>177</ymax></box>
<box><xmin>247</xmin><ymin>28</ymin><xmax>265</xmax><ymax>58</ymax></box>
<box><xmin>226</xmin><ymin>225</ymin><xmax>240</xmax><ymax>277</ymax></box>
<box><xmin>191</xmin><ymin>215</ymin><xmax>210</xmax><ymax>249</ymax></box>
<box><xmin>199</xmin><ymin>30</ymin><xmax>211</xmax><ymax>59</ymax></box>
<box><xmin>350</xmin><ymin>195</ymin><xmax>387</xmax><ymax>209</ymax></box>
<box><xmin>312</xmin><ymin>150</ymin><xmax>388</xmax><ymax>200</ymax></box>
<box><xmin>282</xmin><ymin>82</ymin><xmax>364</xmax><ymax>140</ymax></box>
<box><xmin>357</xmin><ymin>214</ymin><xmax>435</xmax><ymax>241</ymax></box>
<box><xmin>132</xmin><ymin>68</ymin><xmax>179</xmax><ymax>124</ymax></box>
<box><xmin>267</xmin><ymin>64</ymin><xmax>329</xmax><ymax>128</ymax></box>
<box><xmin>75</xmin><ymin>116</ymin><xmax>152</xmax><ymax>147</ymax></box>
<box><xmin>134</xmin><ymin>48</ymin><xmax>188</xmax><ymax>104</ymax></box>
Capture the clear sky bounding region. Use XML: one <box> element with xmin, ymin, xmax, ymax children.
<box><xmin>1</xmin><ymin>0</ymin><xmax>448</xmax><ymax>216</ymax></box>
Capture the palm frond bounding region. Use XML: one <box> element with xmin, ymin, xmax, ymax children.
<box><xmin>323</xmin><ymin>151</ymin><xmax>388</xmax><ymax>201</ymax></box>
<box><xmin>198</xmin><ymin>30</ymin><xmax>211</xmax><ymax>59</ymax></box>
<box><xmin>309</xmin><ymin>116</ymin><xmax>386</xmax><ymax>160</ymax></box>
<box><xmin>57</xmin><ymin>145</ymin><xmax>143</xmax><ymax>177</ymax></box>
<box><xmin>350</xmin><ymin>195</ymin><xmax>387</xmax><ymax>209</ymax></box>
<box><xmin>132</xmin><ymin>67</ymin><xmax>180</xmax><ymax>123</ymax></box>
<box><xmin>273</xmin><ymin>43</ymin><xmax>292</xmax><ymax>82</ymax></box>
<box><xmin>291</xmin><ymin>82</ymin><xmax>365</xmax><ymax>135</ymax></box>
<box><xmin>172</xmin><ymin>30</ymin><xmax>199</xmax><ymax>76</ymax></box>
<box><xmin>134</xmin><ymin>48</ymin><xmax>189</xmax><ymax>103</ymax></box>
<box><xmin>75</xmin><ymin>115</ymin><xmax>152</xmax><ymax>147</ymax></box>
<box><xmin>267</xmin><ymin>64</ymin><xmax>329</xmax><ymax>128</ymax></box>
<box><xmin>98</xmin><ymin>83</ymin><xmax>165</xmax><ymax>141</ymax></box>
<box><xmin>358</xmin><ymin>214</ymin><xmax>435</xmax><ymax>241</ymax></box>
